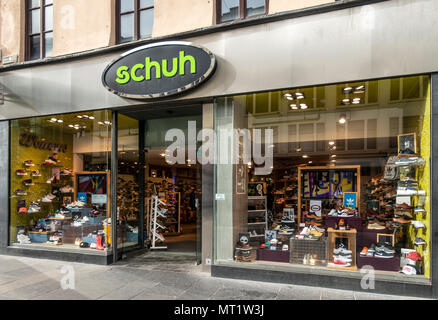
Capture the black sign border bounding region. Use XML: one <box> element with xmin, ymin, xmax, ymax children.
<box><xmin>101</xmin><ymin>41</ymin><xmax>217</xmax><ymax>100</ymax></box>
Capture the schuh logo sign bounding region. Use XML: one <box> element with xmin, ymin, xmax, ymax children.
<box><xmin>102</xmin><ymin>41</ymin><xmax>216</xmax><ymax>99</ymax></box>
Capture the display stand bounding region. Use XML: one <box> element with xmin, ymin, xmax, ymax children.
<box><xmin>297</xmin><ymin>166</ymin><xmax>361</xmax><ymax>225</ymax></box>
<box><xmin>327</xmin><ymin>227</ymin><xmax>358</xmax><ymax>270</ymax></box>
<box><xmin>150</xmin><ymin>195</ymin><xmax>167</xmax><ymax>250</ymax></box>
<box><xmin>248</xmin><ymin>196</ymin><xmax>268</xmax><ymax>239</ymax></box>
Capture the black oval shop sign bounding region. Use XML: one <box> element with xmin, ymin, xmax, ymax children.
<box><xmin>102</xmin><ymin>41</ymin><xmax>216</xmax><ymax>99</ymax></box>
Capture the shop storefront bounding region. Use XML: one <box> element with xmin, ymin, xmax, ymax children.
<box><xmin>0</xmin><ymin>0</ymin><xmax>438</xmax><ymax>298</ymax></box>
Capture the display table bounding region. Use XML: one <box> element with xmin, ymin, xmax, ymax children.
<box><xmin>256</xmin><ymin>248</ymin><xmax>290</xmax><ymax>263</ymax></box>
<box><xmin>325</xmin><ymin>216</ymin><xmax>363</xmax><ymax>231</ymax></box>
<box><xmin>357</xmin><ymin>228</ymin><xmax>394</xmax><ymax>248</ymax></box>
<box><xmin>327</xmin><ymin>228</ymin><xmax>357</xmax><ymax>270</ymax></box>
<box><xmin>356</xmin><ymin>254</ymin><xmax>400</xmax><ymax>272</ymax></box>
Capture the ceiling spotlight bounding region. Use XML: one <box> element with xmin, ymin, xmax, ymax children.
<box><xmin>160</xmin><ymin>153</ymin><xmax>165</xmax><ymax>157</ymax></box>
<box><xmin>82</xmin><ymin>115</ymin><xmax>89</xmax><ymax>118</ymax></box>
<box><xmin>51</xmin><ymin>118</ymin><xmax>57</xmax><ymax>122</ymax></box>
<box><xmin>331</xmin><ymin>154</ymin><xmax>337</xmax><ymax>158</ymax></box>
<box><xmin>284</xmin><ymin>93</ymin><xmax>292</xmax><ymax>98</ymax></box>
<box><xmin>296</xmin><ymin>148</ymin><xmax>302</xmax><ymax>152</ymax></box>
<box><xmin>89</xmin><ymin>116</ymin><xmax>95</xmax><ymax>120</ymax></box>
<box><xmin>98</xmin><ymin>121</ymin><xmax>104</xmax><ymax>125</ymax></box>
<box><xmin>57</xmin><ymin>119</ymin><xmax>63</xmax><ymax>123</ymax></box>
<box><xmin>300</xmin><ymin>104</ymin><xmax>308</xmax><ymax>109</ymax></box>
<box><xmin>308</xmin><ymin>161</ymin><xmax>313</xmax><ymax>164</ymax></box>
<box><xmin>286</xmin><ymin>96</ymin><xmax>294</xmax><ymax>101</ymax></box>
<box><xmin>331</xmin><ymin>159</ymin><xmax>337</xmax><ymax>163</ymax></box>
<box><xmin>339</xmin><ymin>114</ymin><xmax>347</xmax><ymax>124</ymax></box>
<box><xmin>352</xmin><ymin>98</ymin><xmax>361</xmax><ymax>104</ymax></box>
<box><xmin>68</xmin><ymin>125</ymin><xmax>74</xmax><ymax>128</ymax></box>
<box><xmin>290</xmin><ymin>104</ymin><xmax>298</xmax><ymax>110</ymax></box>
<box><xmin>341</xmin><ymin>99</ymin><xmax>351</xmax><ymax>105</ymax></box>
<box><xmin>342</xmin><ymin>87</ymin><xmax>353</xmax><ymax>94</ymax></box>
<box><xmin>354</xmin><ymin>85</ymin><xmax>365</xmax><ymax>93</ymax></box>
<box><xmin>77</xmin><ymin>116</ymin><xmax>83</xmax><ymax>119</ymax></box>
<box><xmin>302</xmin><ymin>155</ymin><xmax>309</xmax><ymax>158</ymax></box>
<box><xmin>329</xmin><ymin>141</ymin><xmax>335</xmax><ymax>146</ymax></box>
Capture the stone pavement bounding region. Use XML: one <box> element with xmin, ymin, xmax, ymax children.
<box><xmin>0</xmin><ymin>253</ymin><xmax>426</xmax><ymax>300</ymax></box>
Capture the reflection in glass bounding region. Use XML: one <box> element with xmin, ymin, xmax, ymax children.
<box><xmin>140</xmin><ymin>0</ymin><xmax>154</xmax><ymax>8</ymax></box>
<box><xmin>30</xmin><ymin>9</ymin><xmax>40</xmax><ymax>34</ymax></box>
<box><xmin>221</xmin><ymin>0</ymin><xmax>239</xmax><ymax>22</ymax></box>
<box><xmin>44</xmin><ymin>5</ymin><xmax>53</xmax><ymax>31</ymax></box>
<box><xmin>45</xmin><ymin>32</ymin><xmax>53</xmax><ymax>57</ymax></box>
<box><xmin>246</xmin><ymin>0</ymin><xmax>265</xmax><ymax>17</ymax></box>
<box><xmin>30</xmin><ymin>35</ymin><xmax>40</xmax><ymax>60</ymax></box>
<box><xmin>140</xmin><ymin>9</ymin><xmax>154</xmax><ymax>39</ymax></box>
<box><xmin>120</xmin><ymin>0</ymin><xmax>134</xmax><ymax>13</ymax></box>
<box><xmin>120</xmin><ymin>13</ymin><xmax>134</xmax><ymax>43</ymax></box>
<box><xmin>29</xmin><ymin>0</ymin><xmax>40</xmax><ymax>9</ymax></box>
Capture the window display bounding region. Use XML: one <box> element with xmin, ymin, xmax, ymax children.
<box><xmin>10</xmin><ymin>111</ymin><xmax>112</xmax><ymax>253</ymax></box>
<box><xmin>214</xmin><ymin>75</ymin><xmax>431</xmax><ymax>280</ymax></box>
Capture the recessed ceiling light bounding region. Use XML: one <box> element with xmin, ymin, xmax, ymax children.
<box><xmin>89</xmin><ymin>116</ymin><xmax>95</xmax><ymax>120</ymax></box>
<box><xmin>343</xmin><ymin>87</ymin><xmax>353</xmax><ymax>94</ymax></box>
<box><xmin>308</xmin><ymin>161</ymin><xmax>313</xmax><ymax>164</ymax></box>
<box><xmin>329</xmin><ymin>141</ymin><xmax>335</xmax><ymax>145</ymax></box>
<box><xmin>68</xmin><ymin>125</ymin><xmax>74</xmax><ymax>128</ymax></box>
<box><xmin>331</xmin><ymin>155</ymin><xmax>337</xmax><ymax>158</ymax></box>
<box><xmin>354</xmin><ymin>85</ymin><xmax>365</xmax><ymax>93</ymax></box>
<box><xmin>300</xmin><ymin>104</ymin><xmax>308</xmax><ymax>109</ymax></box>
<box><xmin>331</xmin><ymin>159</ymin><xmax>336</xmax><ymax>162</ymax></box>
<box><xmin>51</xmin><ymin>118</ymin><xmax>57</xmax><ymax>122</ymax></box>
<box><xmin>286</xmin><ymin>96</ymin><xmax>294</xmax><ymax>101</ymax></box>
<box><xmin>77</xmin><ymin>116</ymin><xmax>82</xmax><ymax>119</ymax></box>
<box><xmin>302</xmin><ymin>155</ymin><xmax>309</xmax><ymax>158</ymax></box>
<box><xmin>296</xmin><ymin>148</ymin><xmax>302</xmax><ymax>152</ymax></box>
<box><xmin>57</xmin><ymin>119</ymin><xmax>63</xmax><ymax>123</ymax></box>
<box><xmin>284</xmin><ymin>93</ymin><xmax>292</xmax><ymax>98</ymax></box>
<box><xmin>290</xmin><ymin>104</ymin><xmax>298</xmax><ymax>109</ymax></box>
<box><xmin>160</xmin><ymin>153</ymin><xmax>165</xmax><ymax>157</ymax></box>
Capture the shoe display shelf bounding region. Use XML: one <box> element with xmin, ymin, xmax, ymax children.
<box><xmin>356</xmin><ymin>228</ymin><xmax>400</xmax><ymax>271</ymax></box>
<box><xmin>149</xmin><ymin>195</ymin><xmax>168</xmax><ymax>250</ymax></box>
<box><xmin>248</xmin><ymin>196</ymin><xmax>268</xmax><ymax>241</ymax></box>
<box><xmin>289</xmin><ymin>237</ymin><xmax>328</xmax><ymax>266</ymax></box>
<box><xmin>28</xmin><ymin>231</ymin><xmax>56</xmax><ymax>243</ymax></box>
<box><xmin>327</xmin><ymin>227</ymin><xmax>358</xmax><ymax>270</ymax></box>
<box><xmin>163</xmin><ymin>192</ymin><xmax>181</xmax><ymax>235</ymax></box>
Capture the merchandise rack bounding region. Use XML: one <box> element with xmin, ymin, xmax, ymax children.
<box><xmin>248</xmin><ymin>196</ymin><xmax>268</xmax><ymax>239</ymax></box>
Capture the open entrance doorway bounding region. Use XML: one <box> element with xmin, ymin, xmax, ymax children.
<box><xmin>116</xmin><ymin>104</ymin><xmax>203</xmax><ymax>263</ymax></box>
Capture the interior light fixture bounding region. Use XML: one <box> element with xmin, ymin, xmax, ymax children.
<box><xmin>68</xmin><ymin>125</ymin><xmax>74</xmax><ymax>128</ymax></box>
<box><xmin>339</xmin><ymin>114</ymin><xmax>347</xmax><ymax>124</ymax></box>
<box><xmin>331</xmin><ymin>159</ymin><xmax>336</xmax><ymax>163</ymax></box>
<box><xmin>98</xmin><ymin>121</ymin><xmax>104</xmax><ymax>125</ymax></box>
<box><xmin>50</xmin><ymin>118</ymin><xmax>57</xmax><ymax>122</ymax></box>
<box><xmin>284</xmin><ymin>93</ymin><xmax>292</xmax><ymax>98</ymax></box>
<box><xmin>308</xmin><ymin>161</ymin><xmax>313</xmax><ymax>164</ymax></box>
<box><xmin>296</xmin><ymin>148</ymin><xmax>302</xmax><ymax>152</ymax></box>
<box><xmin>89</xmin><ymin>116</ymin><xmax>95</xmax><ymax>120</ymax></box>
<box><xmin>290</xmin><ymin>104</ymin><xmax>298</xmax><ymax>110</ymax></box>
<box><xmin>331</xmin><ymin>154</ymin><xmax>337</xmax><ymax>158</ymax></box>
<box><xmin>300</xmin><ymin>104</ymin><xmax>308</xmax><ymax>109</ymax></box>
<box><xmin>354</xmin><ymin>85</ymin><xmax>365</xmax><ymax>93</ymax></box>
<box><xmin>160</xmin><ymin>153</ymin><xmax>165</xmax><ymax>157</ymax></box>
<box><xmin>57</xmin><ymin>119</ymin><xmax>63</xmax><ymax>123</ymax></box>
<box><xmin>302</xmin><ymin>155</ymin><xmax>309</xmax><ymax>158</ymax></box>
<box><xmin>352</xmin><ymin>98</ymin><xmax>361</xmax><ymax>104</ymax></box>
<box><xmin>77</xmin><ymin>116</ymin><xmax>83</xmax><ymax>119</ymax></box>
<box><xmin>329</xmin><ymin>141</ymin><xmax>335</xmax><ymax>146</ymax></box>
<box><xmin>341</xmin><ymin>99</ymin><xmax>351</xmax><ymax>105</ymax></box>
<box><xmin>342</xmin><ymin>87</ymin><xmax>353</xmax><ymax>94</ymax></box>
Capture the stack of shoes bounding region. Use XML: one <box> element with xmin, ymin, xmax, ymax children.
<box><xmin>296</xmin><ymin>225</ymin><xmax>325</xmax><ymax>240</ymax></box>
<box><xmin>327</xmin><ymin>207</ymin><xmax>357</xmax><ymax>217</ymax></box>
<box><xmin>304</xmin><ymin>212</ymin><xmax>323</xmax><ymax>227</ymax></box>
<box><xmin>365</xmin><ymin>176</ymin><xmax>397</xmax><ymax>226</ymax></box>
<box><xmin>328</xmin><ymin>244</ymin><xmax>352</xmax><ymax>267</ymax></box>
<box><xmin>392</xmin><ymin>202</ymin><xmax>414</xmax><ymax>228</ymax></box>
<box><xmin>365</xmin><ymin>243</ymin><xmax>395</xmax><ymax>258</ymax></box>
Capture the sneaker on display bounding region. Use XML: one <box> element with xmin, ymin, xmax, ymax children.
<box><xmin>333</xmin><ymin>256</ymin><xmax>352</xmax><ymax>263</ymax></box>
<box><xmin>15</xmin><ymin>169</ymin><xmax>27</xmax><ymax>176</ymax></box>
<box><xmin>414</xmin><ymin>206</ymin><xmax>426</xmax><ymax>213</ymax></box>
<box><xmin>328</xmin><ymin>261</ymin><xmax>351</xmax><ymax>267</ymax></box>
<box><xmin>411</xmin><ymin>220</ymin><xmax>426</xmax><ymax>229</ymax></box>
<box><xmin>333</xmin><ymin>244</ymin><xmax>352</xmax><ymax>255</ymax></box>
<box><xmin>375</xmin><ymin>251</ymin><xmax>394</xmax><ymax>258</ymax></box>
<box><xmin>414</xmin><ymin>237</ymin><xmax>426</xmax><ymax>246</ymax></box>
<box><xmin>360</xmin><ymin>247</ymin><xmax>368</xmax><ymax>256</ymax></box>
<box><xmin>282</xmin><ymin>244</ymin><xmax>288</xmax><ymax>251</ymax></box>
<box><xmin>31</xmin><ymin>170</ymin><xmax>41</xmax><ymax>177</ymax></box>
<box><xmin>42</xmin><ymin>195</ymin><xmax>53</xmax><ymax>203</ymax></box>
<box><xmin>23</xmin><ymin>160</ymin><xmax>35</xmax><ymax>167</ymax></box>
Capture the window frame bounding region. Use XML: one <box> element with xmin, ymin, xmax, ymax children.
<box><xmin>116</xmin><ymin>0</ymin><xmax>154</xmax><ymax>44</ymax></box>
<box><xmin>216</xmin><ymin>0</ymin><xmax>269</xmax><ymax>24</ymax></box>
<box><xmin>25</xmin><ymin>0</ymin><xmax>53</xmax><ymax>61</ymax></box>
